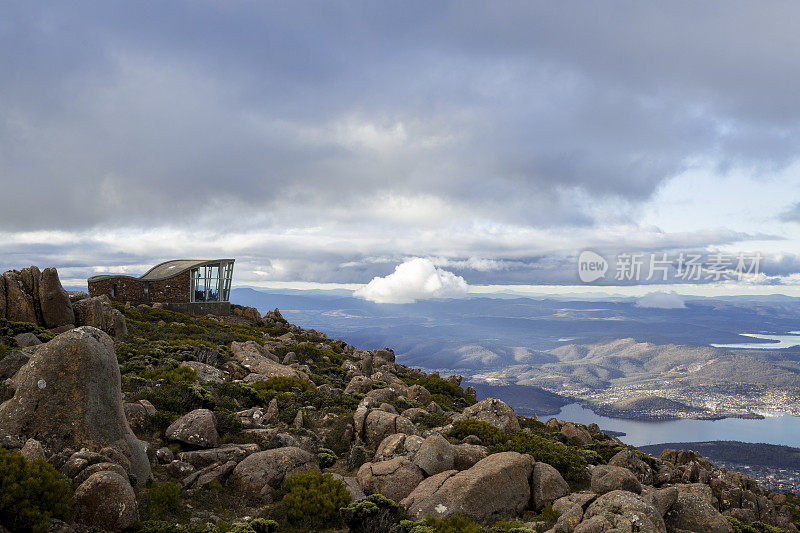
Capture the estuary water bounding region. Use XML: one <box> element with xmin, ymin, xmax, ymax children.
<box><xmin>710</xmin><ymin>331</ymin><xmax>800</xmax><ymax>349</ymax></box>
<box><xmin>554</xmin><ymin>403</ymin><xmax>800</xmax><ymax>447</ymax></box>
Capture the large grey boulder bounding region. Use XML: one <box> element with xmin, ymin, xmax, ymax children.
<box><xmin>609</xmin><ymin>448</ymin><xmax>655</xmax><ymax>485</ymax></box>
<box><xmin>231</xmin><ymin>446</ymin><xmax>318</xmax><ymax>501</ymax></box>
<box><xmin>582</xmin><ymin>490</ymin><xmax>666</xmax><ymax>533</ymax></box>
<box><xmin>0</xmin><ymin>350</ymin><xmax>29</xmax><ymax>380</ymax></box>
<box><xmin>363</xmin><ymin>409</ymin><xmax>416</xmax><ymax>447</ymax></box>
<box><xmin>532</xmin><ymin>462</ymin><xmax>570</xmax><ymax>511</ymax></box>
<box><xmin>413</xmin><ymin>433</ymin><xmax>455</xmax><ymax>476</ymax></box>
<box><xmin>179</xmin><ymin>361</ymin><xmax>225</xmax><ymax>383</ymax></box>
<box><xmin>73</xmin><ymin>471</ymin><xmax>139</xmax><ymax>532</ymax></box>
<box><xmin>454</xmin><ymin>398</ymin><xmax>520</xmax><ymax>432</ymax></box>
<box><xmin>0</xmin><ymin>327</ymin><xmax>150</xmax><ymax>484</ymax></box>
<box><xmin>3</xmin><ymin>270</ymin><xmax>37</xmax><ymax>323</ymax></box>
<box><xmin>664</xmin><ymin>492</ymin><xmax>733</xmax><ymax>533</ymax></box>
<box><xmin>357</xmin><ymin>457</ymin><xmax>425</xmax><ymax>502</ymax></box>
<box><xmin>590</xmin><ymin>465</ymin><xmax>642</xmax><ymax>495</ymax></box>
<box><xmin>166</xmin><ymin>409</ymin><xmax>220</xmax><ymax>448</ymax></box>
<box><xmin>72</xmin><ymin>295</ymin><xmax>127</xmax><ymax>338</ymax></box>
<box><xmin>38</xmin><ymin>267</ymin><xmax>75</xmax><ymax>329</ymax></box>
<box><xmin>402</xmin><ymin>451</ymin><xmax>534</xmax><ymax>522</ymax></box>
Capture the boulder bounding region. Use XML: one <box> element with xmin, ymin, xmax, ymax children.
<box><xmin>453</xmin><ymin>443</ymin><xmax>487</xmax><ymax>470</ymax></box>
<box><xmin>344</xmin><ymin>375</ymin><xmax>373</xmax><ymax>395</ymax></box>
<box><xmin>166</xmin><ymin>409</ymin><xmax>220</xmax><ymax>448</ymax></box>
<box><xmin>180</xmin><ymin>361</ymin><xmax>225</xmax><ymax>383</ymax></box>
<box><xmin>14</xmin><ymin>332</ymin><xmax>41</xmax><ymax>347</ymax></box>
<box><xmin>561</xmin><ymin>423</ymin><xmax>594</xmax><ymax>446</ymax></box>
<box><xmin>178</xmin><ymin>444</ymin><xmax>260</xmax><ymax>468</ymax></box>
<box><xmin>38</xmin><ymin>267</ymin><xmax>75</xmax><ymax>329</ymax></box>
<box><xmin>72</xmin><ymin>295</ymin><xmax>127</xmax><ymax>337</ymax></box>
<box><xmin>664</xmin><ymin>492</ymin><xmax>733</xmax><ymax>533</ymax></box>
<box><xmin>402</xmin><ymin>451</ymin><xmax>534</xmax><ymax>522</ymax></box>
<box><xmin>0</xmin><ymin>350</ymin><xmax>29</xmax><ymax>380</ymax></box>
<box><xmin>644</xmin><ymin>486</ymin><xmax>678</xmax><ymax>516</ymax></box>
<box><xmin>231</xmin><ymin>340</ymin><xmax>279</xmax><ymax>368</ymax></box>
<box><xmin>363</xmin><ymin>409</ymin><xmax>416</xmax><ymax>447</ymax></box>
<box><xmin>73</xmin><ymin>471</ymin><xmax>139</xmax><ymax>532</ymax></box>
<box><xmin>582</xmin><ymin>490</ymin><xmax>666</xmax><ymax>533</ymax></box>
<box><xmin>0</xmin><ymin>327</ymin><xmax>150</xmax><ymax>484</ymax></box>
<box><xmin>532</xmin><ymin>462</ymin><xmax>570</xmax><ymax>511</ymax></box>
<box><xmin>357</xmin><ymin>457</ymin><xmax>425</xmax><ymax>502</ymax></box>
<box><xmin>590</xmin><ymin>465</ymin><xmax>642</xmax><ymax>495</ymax></box>
<box><xmin>231</xmin><ymin>446</ymin><xmax>318</xmax><ymax>501</ymax></box>
<box><xmin>413</xmin><ymin>433</ymin><xmax>455</xmax><ymax>476</ymax></box>
<box><xmin>406</xmin><ymin>384</ymin><xmax>432</xmax><ymax>405</ymax></box>
<box><xmin>331</xmin><ymin>473</ymin><xmax>366</xmax><ymax>501</ymax></box>
<box><xmin>19</xmin><ymin>438</ymin><xmax>45</xmax><ymax>461</ymax></box>
<box><xmin>454</xmin><ymin>398</ymin><xmax>520</xmax><ymax>433</ymax></box>
<box><xmin>3</xmin><ymin>271</ymin><xmax>37</xmax><ymax>323</ymax></box>
<box><xmin>609</xmin><ymin>448</ymin><xmax>655</xmax><ymax>485</ymax></box>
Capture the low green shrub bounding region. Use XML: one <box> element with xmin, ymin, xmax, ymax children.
<box><xmin>340</xmin><ymin>494</ymin><xmax>405</xmax><ymax>533</ymax></box>
<box><xmin>317</xmin><ymin>447</ymin><xmax>338</xmax><ymax>468</ymax></box>
<box><xmin>489</xmin><ymin>434</ymin><xmax>586</xmax><ymax>486</ymax></box>
<box><xmin>530</xmin><ymin>501</ymin><xmax>560</xmax><ymax>522</ymax></box>
<box><xmin>144</xmin><ymin>481</ymin><xmax>182</xmax><ymax>520</ymax></box>
<box><xmin>282</xmin><ymin>471</ymin><xmax>352</xmax><ymax>528</ymax></box>
<box><xmin>248</xmin><ymin>518</ymin><xmax>278</xmax><ymax>533</ymax></box>
<box><xmin>135</xmin><ymin>520</ymin><xmax>182</xmax><ymax>533</ymax></box>
<box><xmin>0</xmin><ymin>448</ymin><xmax>73</xmax><ymax>533</ymax></box>
<box><xmin>419</xmin><ymin>514</ymin><xmax>482</xmax><ymax>533</ymax></box>
<box><xmin>450</xmin><ymin>419</ymin><xmax>508</xmax><ymax>446</ymax></box>
<box><xmin>727</xmin><ymin>517</ymin><xmax>786</xmax><ymax>533</ymax></box>
<box><xmin>250</xmin><ymin>376</ymin><xmax>313</xmax><ymax>394</ymax></box>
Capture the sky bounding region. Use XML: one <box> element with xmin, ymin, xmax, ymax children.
<box><xmin>3</xmin><ymin>1</ymin><xmax>800</xmax><ymax>302</ymax></box>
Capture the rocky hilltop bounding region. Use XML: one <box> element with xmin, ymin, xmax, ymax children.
<box><xmin>1</xmin><ymin>267</ymin><xmax>800</xmax><ymax>533</ymax></box>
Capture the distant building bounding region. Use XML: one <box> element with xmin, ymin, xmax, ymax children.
<box><xmin>88</xmin><ymin>259</ymin><xmax>234</xmax><ymax>315</ymax></box>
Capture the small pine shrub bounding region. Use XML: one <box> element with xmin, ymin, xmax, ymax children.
<box><xmin>530</xmin><ymin>501</ymin><xmax>560</xmax><ymax>522</ymax></box>
<box><xmin>450</xmin><ymin>419</ymin><xmax>508</xmax><ymax>446</ymax></box>
<box><xmin>249</xmin><ymin>518</ymin><xmax>278</xmax><ymax>533</ymax></box>
<box><xmin>421</xmin><ymin>514</ymin><xmax>482</xmax><ymax>533</ymax></box>
<box><xmin>340</xmin><ymin>494</ymin><xmax>405</xmax><ymax>533</ymax></box>
<box><xmin>0</xmin><ymin>448</ymin><xmax>73</xmax><ymax>533</ymax></box>
<box><xmin>317</xmin><ymin>447</ymin><xmax>338</xmax><ymax>468</ymax></box>
<box><xmin>282</xmin><ymin>471</ymin><xmax>352</xmax><ymax>528</ymax></box>
<box><xmin>145</xmin><ymin>481</ymin><xmax>182</xmax><ymax>520</ymax></box>
<box><xmin>489</xmin><ymin>434</ymin><xmax>586</xmax><ymax>486</ymax></box>
<box><xmin>727</xmin><ymin>517</ymin><xmax>786</xmax><ymax>533</ymax></box>
<box><xmin>136</xmin><ymin>521</ymin><xmax>182</xmax><ymax>533</ymax></box>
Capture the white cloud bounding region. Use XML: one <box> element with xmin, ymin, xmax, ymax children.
<box><xmin>354</xmin><ymin>257</ymin><xmax>468</xmax><ymax>304</ymax></box>
<box><xmin>635</xmin><ymin>291</ymin><xmax>686</xmax><ymax>309</ymax></box>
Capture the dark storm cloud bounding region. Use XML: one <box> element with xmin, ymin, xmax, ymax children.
<box><xmin>3</xmin><ymin>1</ymin><xmax>800</xmax><ymax>232</ymax></box>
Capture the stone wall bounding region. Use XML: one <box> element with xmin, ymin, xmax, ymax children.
<box><xmin>89</xmin><ymin>276</ymin><xmax>146</xmax><ymax>303</ymax></box>
<box><xmin>149</xmin><ymin>270</ymin><xmax>191</xmax><ymax>303</ymax></box>
<box><xmin>89</xmin><ymin>270</ymin><xmax>190</xmax><ymax>305</ymax></box>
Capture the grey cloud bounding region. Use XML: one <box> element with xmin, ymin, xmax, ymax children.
<box><xmin>3</xmin><ymin>1</ymin><xmax>800</xmax><ymax>232</ymax></box>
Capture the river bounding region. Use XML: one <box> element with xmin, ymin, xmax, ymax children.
<box><xmin>554</xmin><ymin>403</ymin><xmax>800</xmax><ymax>447</ymax></box>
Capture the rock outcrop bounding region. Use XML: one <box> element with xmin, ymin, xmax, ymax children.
<box><xmin>0</xmin><ymin>327</ymin><xmax>150</xmax><ymax>484</ymax></box>
<box><xmin>0</xmin><ymin>266</ymin><xmax>127</xmax><ymax>337</ymax></box>
<box><xmin>402</xmin><ymin>451</ymin><xmax>535</xmax><ymax>522</ymax></box>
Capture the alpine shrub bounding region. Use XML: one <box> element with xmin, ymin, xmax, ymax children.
<box><xmin>420</xmin><ymin>514</ymin><xmax>482</xmax><ymax>533</ymax></box>
<box><xmin>489</xmin><ymin>434</ymin><xmax>586</xmax><ymax>485</ymax></box>
<box><xmin>0</xmin><ymin>448</ymin><xmax>73</xmax><ymax>533</ymax></box>
<box><xmin>144</xmin><ymin>481</ymin><xmax>182</xmax><ymax>520</ymax></box>
<box><xmin>282</xmin><ymin>471</ymin><xmax>352</xmax><ymax>528</ymax></box>
<box><xmin>340</xmin><ymin>494</ymin><xmax>405</xmax><ymax>533</ymax></box>
<box><xmin>317</xmin><ymin>447</ymin><xmax>338</xmax><ymax>468</ymax></box>
<box><xmin>449</xmin><ymin>419</ymin><xmax>508</xmax><ymax>446</ymax></box>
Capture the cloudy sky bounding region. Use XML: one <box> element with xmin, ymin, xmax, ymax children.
<box><xmin>3</xmin><ymin>1</ymin><xmax>800</xmax><ymax>300</ymax></box>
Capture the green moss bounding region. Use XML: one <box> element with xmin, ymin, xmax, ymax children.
<box><xmin>449</xmin><ymin>419</ymin><xmax>508</xmax><ymax>446</ymax></box>
<box><xmin>281</xmin><ymin>471</ymin><xmax>352</xmax><ymax>528</ymax></box>
<box><xmin>0</xmin><ymin>448</ymin><xmax>73</xmax><ymax>533</ymax></box>
<box><xmin>489</xmin><ymin>434</ymin><xmax>587</xmax><ymax>486</ymax></box>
